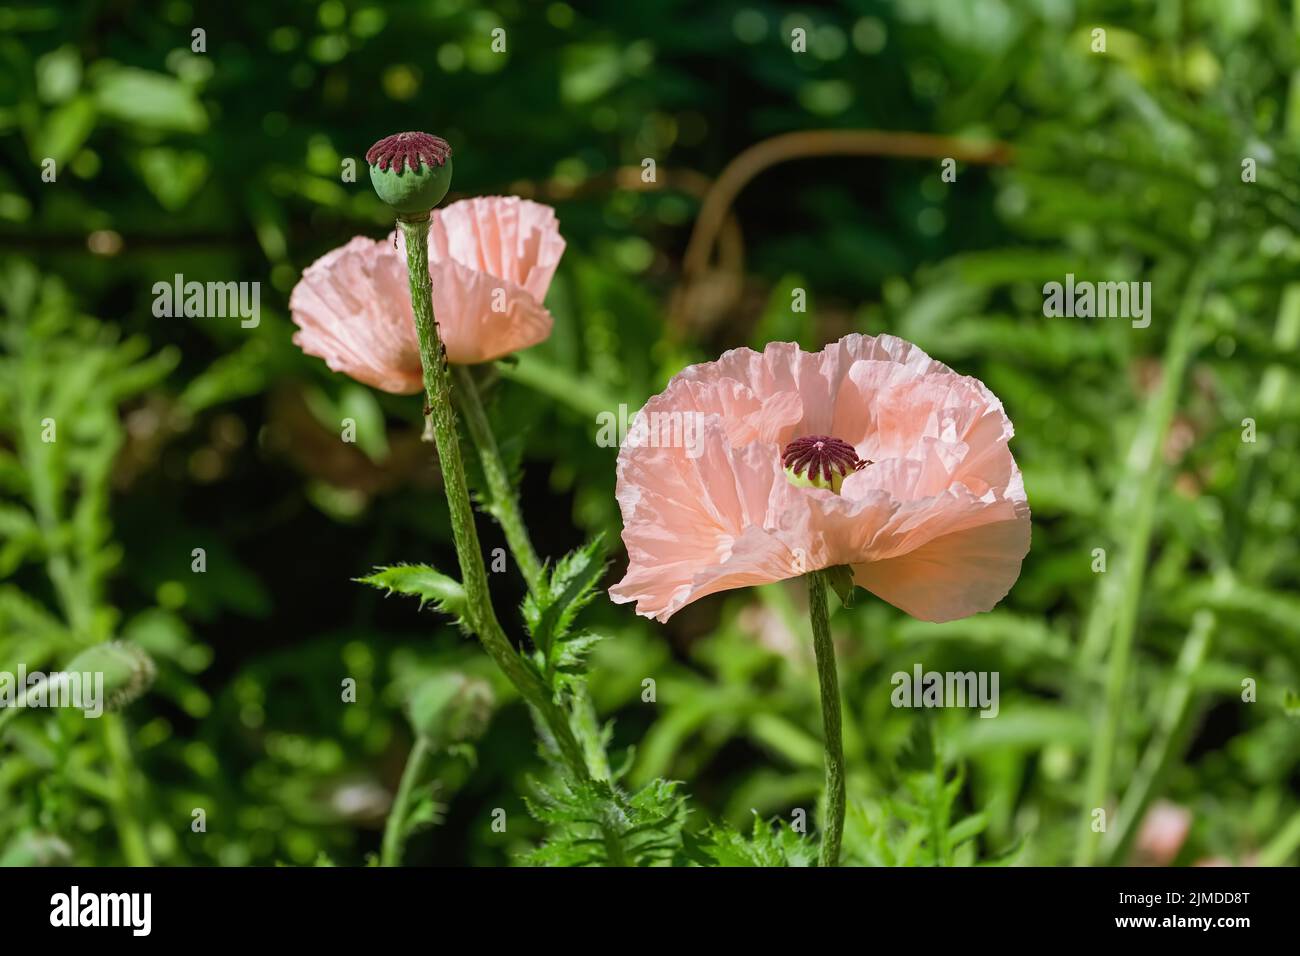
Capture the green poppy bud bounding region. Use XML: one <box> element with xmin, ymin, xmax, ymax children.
<box><xmin>406</xmin><ymin>672</ymin><xmax>493</xmax><ymax>748</ymax></box>
<box><xmin>64</xmin><ymin>641</ymin><xmax>156</xmax><ymax>711</ymax></box>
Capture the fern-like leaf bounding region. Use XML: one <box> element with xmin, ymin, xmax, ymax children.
<box><xmin>521</xmin><ymin>776</ymin><xmax>687</xmax><ymax>867</ymax></box>
<box><xmin>689</xmin><ymin>813</ymin><xmax>815</xmax><ymax>867</ymax></box>
<box><xmin>521</xmin><ymin>535</ymin><xmax>608</xmax><ymax>684</ymax></box>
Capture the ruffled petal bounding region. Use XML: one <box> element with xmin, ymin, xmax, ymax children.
<box><xmin>851</xmin><ymin>493</ymin><xmax>1031</xmax><ymax>622</ymax></box>
<box><xmin>609</xmin><ymin>419</ymin><xmax>808</xmax><ymax>622</ymax></box>
<box><xmin>289</xmin><ymin>236</ymin><xmax>425</xmax><ymax>394</ymax></box>
<box><xmin>427</xmin><ymin>258</ymin><xmax>553</xmax><ymax>364</ymax></box>
<box><xmin>428</xmin><ymin>196</ymin><xmax>566</xmax><ymax>304</ymax></box>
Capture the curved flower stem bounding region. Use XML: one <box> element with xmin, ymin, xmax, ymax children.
<box><xmin>398</xmin><ymin>216</ymin><xmax>587</xmax><ymax>778</ymax></box>
<box><xmin>807</xmin><ymin>570</ymin><xmax>846</xmax><ymax>867</ymax></box>
<box><xmin>381</xmin><ymin>736</ymin><xmax>430</xmax><ymax>866</ymax></box>
<box><xmin>451</xmin><ymin>364</ymin><xmax>546</xmax><ymax>597</ymax></box>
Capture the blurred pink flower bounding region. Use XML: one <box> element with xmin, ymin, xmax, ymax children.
<box><xmin>609</xmin><ymin>334</ymin><xmax>1030</xmax><ymax>623</ymax></box>
<box><xmin>290</xmin><ymin>196</ymin><xmax>565</xmax><ymax>393</ymax></box>
<box><xmin>1134</xmin><ymin>800</ymin><xmax>1192</xmax><ymax>865</ymax></box>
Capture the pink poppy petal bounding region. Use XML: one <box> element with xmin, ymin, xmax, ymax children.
<box><xmin>289</xmin><ymin>236</ymin><xmax>424</xmax><ymax>394</ymax></box>
<box><xmin>610</xmin><ymin>420</ymin><xmax>806</xmax><ymax>620</ymax></box>
<box><xmin>428</xmin><ymin>259</ymin><xmax>553</xmax><ymax>364</ymax></box>
<box><xmin>429</xmin><ymin>196</ymin><xmax>566</xmax><ymax>303</ymax></box>
<box><xmin>851</xmin><ymin>493</ymin><xmax>1030</xmax><ymax>622</ymax></box>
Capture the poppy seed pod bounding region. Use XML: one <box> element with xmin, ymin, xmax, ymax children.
<box><xmin>782</xmin><ymin>435</ymin><xmax>868</xmax><ymax>494</ymax></box>
<box><xmin>366</xmin><ymin>131</ymin><xmax>453</xmax><ymax>217</ymax></box>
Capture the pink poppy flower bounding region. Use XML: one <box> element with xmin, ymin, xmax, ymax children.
<box><xmin>290</xmin><ymin>196</ymin><xmax>565</xmax><ymax>393</ymax></box>
<box><xmin>609</xmin><ymin>334</ymin><xmax>1030</xmax><ymax>623</ymax></box>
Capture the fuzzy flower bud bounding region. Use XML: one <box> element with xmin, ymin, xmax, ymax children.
<box><xmin>406</xmin><ymin>672</ymin><xmax>494</xmax><ymax>748</ymax></box>
<box><xmin>64</xmin><ymin>641</ymin><xmax>156</xmax><ymax>711</ymax></box>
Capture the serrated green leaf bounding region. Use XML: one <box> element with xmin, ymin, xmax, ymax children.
<box><xmin>356</xmin><ymin>564</ymin><xmax>466</xmax><ymax>621</ymax></box>
<box><xmin>553</xmin><ymin>631</ymin><xmax>606</xmax><ymax>674</ymax></box>
<box><xmin>695</xmin><ymin>812</ymin><xmax>815</xmax><ymax>867</ymax></box>
<box><xmin>523</xmin><ymin>535</ymin><xmax>608</xmax><ymax>683</ymax></box>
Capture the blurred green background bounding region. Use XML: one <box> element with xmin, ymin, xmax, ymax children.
<box><xmin>1</xmin><ymin>0</ymin><xmax>1299</xmax><ymax>866</ymax></box>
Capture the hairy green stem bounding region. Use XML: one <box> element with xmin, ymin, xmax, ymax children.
<box><xmin>398</xmin><ymin>216</ymin><xmax>587</xmax><ymax>778</ymax></box>
<box><xmin>381</xmin><ymin>736</ymin><xmax>430</xmax><ymax>866</ymax></box>
<box><xmin>441</xmin><ymin>314</ymin><xmax>631</xmax><ymax>863</ymax></box>
<box><xmin>1075</xmin><ymin>266</ymin><xmax>1208</xmax><ymax>865</ymax></box>
<box><xmin>807</xmin><ymin>570</ymin><xmax>845</xmax><ymax>867</ymax></box>
<box><xmin>452</xmin><ymin>364</ymin><xmax>546</xmax><ymax>597</ymax></box>
<box><xmin>454</xmin><ymin>372</ymin><xmax>623</xmax><ymax>794</ymax></box>
<box><xmin>101</xmin><ymin>715</ymin><xmax>151</xmax><ymax>866</ymax></box>
<box><xmin>447</xmin><ymin>327</ymin><xmax>638</xmax><ymax>869</ymax></box>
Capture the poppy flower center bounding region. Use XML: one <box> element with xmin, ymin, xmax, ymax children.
<box><xmin>781</xmin><ymin>435</ymin><xmax>867</xmax><ymax>493</ymax></box>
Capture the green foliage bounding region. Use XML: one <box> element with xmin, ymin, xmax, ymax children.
<box><xmin>0</xmin><ymin>262</ymin><xmax>181</xmax><ymax>864</ymax></box>
<box><xmin>521</xmin><ymin>777</ymin><xmax>687</xmax><ymax>867</ymax></box>
<box><xmin>842</xmin><ymin>722</ymin><xmax>1009</xmax><ymax>868</ymax></box>
<box><xmin>523</xmin><ymin>536</ymin><xmax>609</xmax><ymax>689</ymax></box>
<box><xmin>690</xmin><ymin>814</ymin><xmax>816</xmax><ymax>867</ymax></box>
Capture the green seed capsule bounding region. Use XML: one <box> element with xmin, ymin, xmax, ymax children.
<box><xmin>366</xmin><ymin>131</ymin><xmax>453</xmax><ymax>217</ymax></box>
